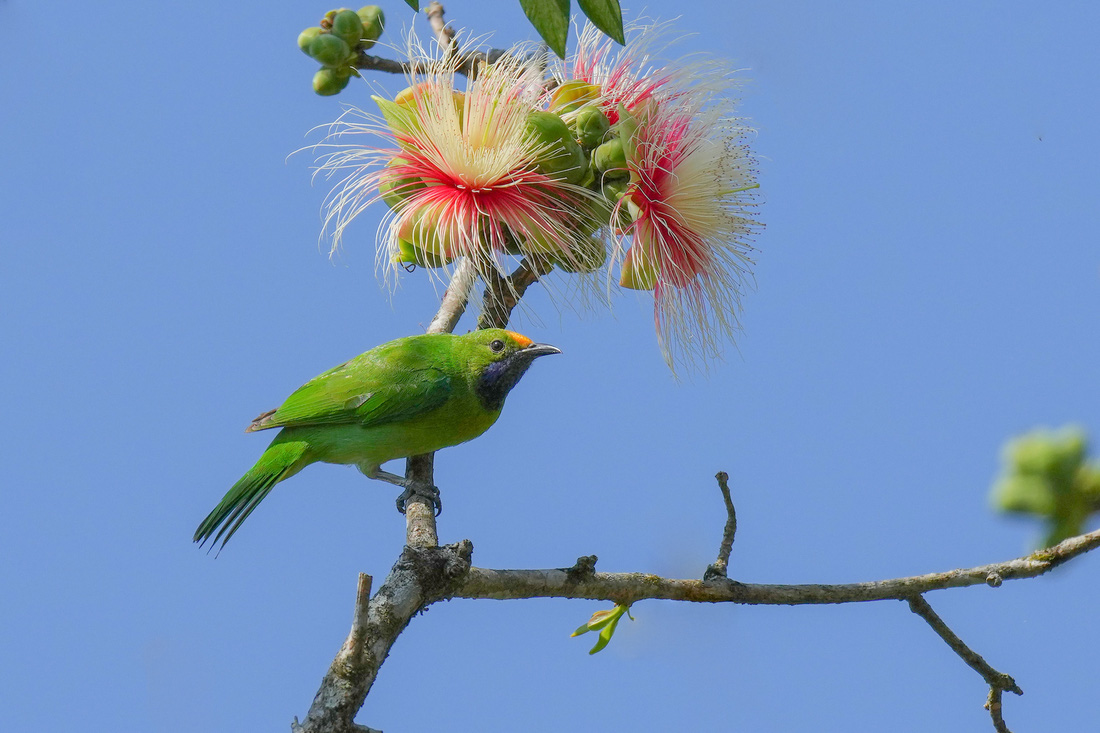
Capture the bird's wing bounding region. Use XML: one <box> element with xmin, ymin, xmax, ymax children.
<box><xmin>247</xmin><ymin>340</ymin><xmax>453</xmax><ymax>431</ymax></box>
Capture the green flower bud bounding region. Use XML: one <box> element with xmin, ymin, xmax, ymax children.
<box><xmin>358</xmin><ymin>6</ymin><xmax>385</xmax><ymax>41</ymax></box>
<box><xmin>599</xmin><ymin>179</ymin><xmax>633</xmax><ymax>230</ymax></box>
<box><xmin>593</xmin><ymin>138</ymin><xmax>627</xmax><ymax>176</ymax></box>
<box><xmin>549</xmin><ymin>80</ymin><xmax>600</xmax><ymax>115</ymax></box>
<box><xmin>309</xmin><ymin>33</ymin><xmax>351</xmax><ymax>67</ymax></box>
<box><xmin>331</xmin><ymin>9</ymin><xmax>363</xmax><ymax>46</ymax></box>
<box><xmin>298</xmin><ymin>27</ymin><xmax>322</xmax><ymax>55</ymax></box>
<box><xmin>574</xmin><ymin>105</ymin><xmax>610</xmax><ymax>148</ymax></box>
<box><xmin>525</xmin><ymin>111</ymin><xmax>587</xmax><ymax>185</ymax></box>
<box><xmin>620</xmin><ymin>243</ymin><xmax>658</xmax><ymax>290</ymax></box>
<box><xmin>378</xmin><ymin>158</ymin><xmax>426</xmax><ymax>209</ymax></box>
<box><xmin>313</xmin><ymin>67</ymin><xmax>351</xmax><ymax>96</ymax></box>
<box><xmin>396</xmin><ymin>207</ymin><xmax>455</xmax><ymax>258</ymax></box>
<box><xmin>601</xmin><ymin>177</ymin><xmax>629</xmax><ymax>202</ymax></box>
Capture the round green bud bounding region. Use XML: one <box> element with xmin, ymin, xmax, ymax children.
<box><xmin>298</xmin><ymin>27</ymin><xmax>322</xmax><ymax>55</ymax></box>
<box><xmin>313</xmin><ymin>67</ymin><xmax>351</xmax><ymax>96</ymax></box>
<box><xmin>525</xmin><ymin>111</ymin><xmax>588</xmax><ymax>185</ymax></box>
<box><xmin>577</xmin><ymin>162</ymin><xmax>597</xmax><ymax>190</ymax></box>
<box><xmin>379</xmin><ymin>159</ymin><xmax>426</xmax><ymax>209</ymax></box>
<box><xmin>574</xmin><ymin>105</ymin><xmax>611</xmax><ymax>149</ymax></box>
<box><xmin>549</xmin><ymin>80</ymin><xmax>600</xmax><ymax>115</ymax></box>
<box><xmin>600</xmin><ymin>179</ymin><xmax>633</xmax><ymax>229</ymax></box>
<box><xmin>331</xmin><ymin>9</ymin><xmax>363</xmax><ymax>46</ymax></box>
<box><xmin>358</xmin><ymin>6</ymin><xmax>385</xmax><ymax>40</ymax></box>
<box><xmin>620</xmin><ymin>244</ymin><xmax>659</xmax><ymax>290</ymax></box>
<box><xmin>593</xmin><ymin>138</ymin><xmax>627</xmax><ymax>175</ymax></box>
<box><xmin>601</xmin><ymin>178</ymin><xmax>629</xmax><ymax>202</ymax></box>
<box><xmin>309</xmin><ymin>32</ymin><xmax>351</xmax><ymax>67</ymax></box>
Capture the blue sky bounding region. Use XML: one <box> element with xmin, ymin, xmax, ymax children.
<box><xmin>2</xmin><ymin>1</ymin><xmax>1098</xmax><ymax>731</ymax></box>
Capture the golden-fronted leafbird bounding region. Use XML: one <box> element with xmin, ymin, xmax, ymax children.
<box><xmin>194</xmin><ymin>329</ymin><xmax>560</xmax><ymax>549</ymax></box>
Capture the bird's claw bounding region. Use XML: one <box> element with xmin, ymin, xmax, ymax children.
<box><xmin>396</xmin><ymin>482</ymin><xmax>442</xmax><ymax>516</ymax></box>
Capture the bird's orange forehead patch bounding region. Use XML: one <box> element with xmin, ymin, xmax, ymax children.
<box><xmin>506</xmin><ymin>331</ymin><xmax>533</xmax><ymax>348</ymax></box>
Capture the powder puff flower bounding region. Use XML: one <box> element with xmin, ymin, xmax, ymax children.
<box><xmin>562</xmin><ymin>22</ymin><xmax>762</xmax><ymax>372</ymax></box>
<box><xmin>560</xmin><ymin>20</ymin><xmax>705</xmax><ymax>125</ymax></box>
<box><xmin>313</xmin><ymin>36</ymin><xmax>600</xmax><ymax>285</ymax></box>
<box><xmin>615</xmin><ymin>101</ymin><xmax>760</xmax><ymax>372</ymax></box>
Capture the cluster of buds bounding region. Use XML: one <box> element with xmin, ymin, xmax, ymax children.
<box><xmin>315</xmin><ymin>22</ymin><xmax>761</xmax><ymax>371</ymax></box>
<box><xmin>991</xmin><ymin>426</ymin><xmax>1100</xmax><ymax>547</ymax></box>
<box><xmin>298</xmin><ymin>6</ymin><xmax>385</xmax><ymax>95</ymax></box>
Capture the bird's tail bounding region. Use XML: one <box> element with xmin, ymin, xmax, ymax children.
<box><xmin>194</xmin><ymin>439</ymin><xmax>310</xmax><ymax>551</ymax></box>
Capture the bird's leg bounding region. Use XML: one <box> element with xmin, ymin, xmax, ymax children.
<box><xmin>361</xmin><ymin>466</ymin><xmax>443</xmax><ymax>516</ymax></box>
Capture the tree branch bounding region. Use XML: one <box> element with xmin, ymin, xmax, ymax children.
<box><xmin>350</xmin><ymin>2</ymin><xmax>507</xmax><ymax>79</ymax></box>
<box><xmin>987</xmin><ymin>688</ymin><xmax>1011</xmax><ymax>733</ymax></box>
<box><xmin>426</xmin><ymin>257</ymin><xmax>477</xmax><ymax>336</ymax></box>
<box><xmin>294</xmin><ymin>543</ymin><xmax>473</xmax><ymax>733</ymax></box>
<box><xmin>293</xmin><ymin>573</ymin><xmax>377</xmax><ymax>733</ymax></box>
<box><xmin>453</xmin><ymin>527</ymin><xmax>1100</xmax><ymax>605</ymax></box>
<box><xmin>297</xmin><ymin>454</ymin><xmax>1100</xmax><ymax>732</ymax></box>
<box><xmin>907</xmin><ymin>594</ymin><xmax>1022</xmax><ymax>732</ymax></box>
<box><xmin>352</xmin><ymin>52</ymin><xmax>415</xmax><ymax>75</ymax></box>
<box><xmin>477</xmin><ymin>256</ymin><xmax>551</xmax><ymax>330</ymax></box>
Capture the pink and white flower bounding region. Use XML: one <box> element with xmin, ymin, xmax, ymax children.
<box><xmin>563</xmin><ymin>22</ymin><xmax>762</xmax><ymax>372</ymax></box>
<box><xmin>313</xmin><ymin>37</ymin><xmax>598</xmax><ymax>283</ymax></box>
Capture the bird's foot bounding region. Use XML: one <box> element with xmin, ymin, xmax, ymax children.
<box><xmin>395</xmin><ymin>481</ymin><xmax>442</xmax><ymax>516</ymax></box>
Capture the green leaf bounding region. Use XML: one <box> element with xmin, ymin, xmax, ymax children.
<box><xmin>588</xmin><ymin>614</ymin><xmax>621</xmax><ymax>654</ymax></box>
<box><xmin>571</xmin><ymin>604</ymin><xmax>632</xmax><ymax>654</ymax></box>
<box><xmin>403</xmin><ymin>0</ymin><xmax>419</xmax><ymax>10</ymax></box>
<box><xmin>577</xmin><ymin>0</ymin><xmax>624</xmax><ymax>45</ymax></box>
<box><xmin>519</xmin><ymin>0</ymin><xmax>571</xmax><ymax>58</ymax></box>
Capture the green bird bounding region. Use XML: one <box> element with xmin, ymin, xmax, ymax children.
<box><xmin>195</xmin><ymin>328</ymin><xmax>560</xmax><ymax>549</ymax></box>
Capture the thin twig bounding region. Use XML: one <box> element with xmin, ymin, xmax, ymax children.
<box><xmin>906</xmin><ymin>595</ymin><xmax>1022</xmax><ymax>695</ymax></box>
<box><xmin>704</xmin><ymin>471</ymin><xmax>737</xmax><ymax>580</ymax></box>
<box><xmin>987</xmin><ymin>688</ymin><xmax>1011</xmax><ymax>733</ymax></box>
<box><xmin>907</xmin><ymin>594</ymin><xmax>1021</xmax><ymax>732</ymax></box>
<box><xmin>425</xmin><ymin>1</ymin><xmax>456</xmax><ymax>50</ymax></box>
<box><xmin>292</xmin><ymin>573</ymin><xmax>376</xmax><ymax>733</ymax></box>
<box><xmin>351</xmin><ymin>573</ymin><xmax>373</xmax><ymax>640</ymax></box>
<box><xmin>353</xmin><ymin>52</ymin><xmax>415</xmax><ymax>75</ymax></box>
<box><xmin>477</xmin><ymin>257</ymin><xmax>551</xmax><ymax>330</ymax></box>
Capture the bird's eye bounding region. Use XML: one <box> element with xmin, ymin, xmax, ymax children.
<box><xmin>489</xmin><ymin>339</ymin><xmax>505</xmax><ymax>353</ymax></box>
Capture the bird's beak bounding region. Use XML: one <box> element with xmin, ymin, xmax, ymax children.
<box><xmin>520</xmin><ymin>342</ymin><xmax>562</xmax><ymax>359</ymax></box>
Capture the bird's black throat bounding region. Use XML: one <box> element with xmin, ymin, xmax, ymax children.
<box><xmin>475</xmin><ymin>354</ymin><xmax>537</xmax><ymax>413</ymax></box>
